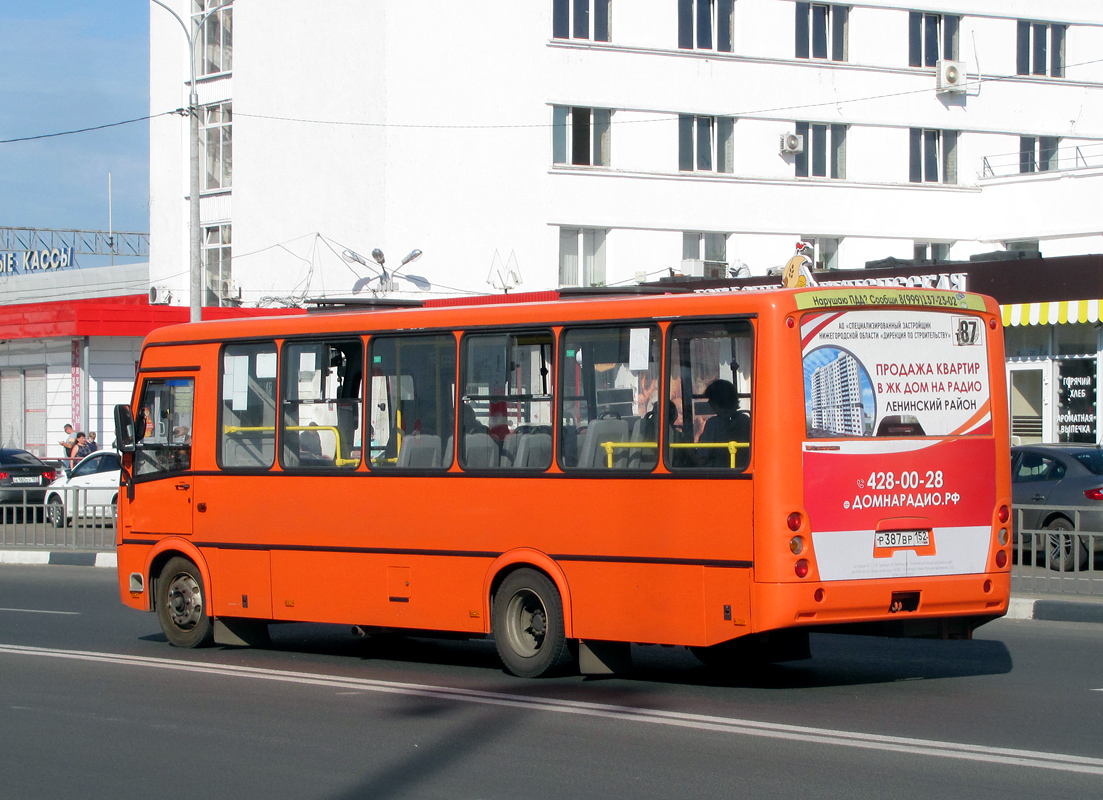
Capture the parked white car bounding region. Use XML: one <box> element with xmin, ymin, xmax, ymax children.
<box><xmin>44</xmin><ymin>450</ymin><xmax>121</xmax><ymax>528</ymax></box>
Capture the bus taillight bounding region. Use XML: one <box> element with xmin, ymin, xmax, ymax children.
<box><xmin>995</xmin><ymin>550</ymin><xmax>1007</xmax><ymax>568</ymax></box>
<box><xmin>787</xmin><ymin>512</ymin><xmax>802</xmax><ymax>531</ymax></box>
<box><xmin>789</xmin><ymin>536</ymin><xmax>804</xmax><ymax>554</ymax></box>
<box><xmin>794</xmin><ymin>559</ymin><xmax>810</xmax><ymax>578</ymax></box>
<box><xmin>997</xmin><ymin>505</ymin><xmax>1009</xmax><ymax>523</ymax></box>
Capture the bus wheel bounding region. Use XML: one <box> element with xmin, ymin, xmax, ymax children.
<box><xmin>156</xmin><ymin>557</ymin><xmax>214</xmax><ymax>648</ymax></box>
<box><xmin>492</xmin><ymin>569</ymin><xmax>573</xmax><ymax>678</ymax></box>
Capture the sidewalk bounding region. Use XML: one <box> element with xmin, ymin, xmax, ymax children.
<box><xmin>0</xmin><ymin>550</ymin><xmax>117</xmax><ymax>568</ymax></box>
<box><xmin>3</xmin><ymin>549</ymin><xmax>1103</xmax><ymax>625</ymax></box>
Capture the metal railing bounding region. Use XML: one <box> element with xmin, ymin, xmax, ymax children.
<box><xmin>1011</xmin><ymin>504</ymin><xmax>1103</xmax><ymax>597</ymax></box>
<box><xmin>0</xmin><ymin>487</ymin><xmax>116</xmax><ymax>550</ymax></box>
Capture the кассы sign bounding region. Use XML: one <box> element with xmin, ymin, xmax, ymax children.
<box><xmin>0</xmin><ymin>247</ymin><xmax>76</xmax><ymax>274</ymax></box>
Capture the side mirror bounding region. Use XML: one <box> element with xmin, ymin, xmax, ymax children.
<box><xmin>114</xmin><ymin>404</ymin><xmax>137</xmax><ymax>454</ymax></box>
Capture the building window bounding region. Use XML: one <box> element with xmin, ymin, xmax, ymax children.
<box><xmin>801</xmin><ymin>236</ymin><xmax>840</xmax><ymax>270</ymax></box>
<box><xmin>1020</xmin><ymin>136</ymin><xmax>1060</xmax><ymax>173</ymax></box>
<box><xmin>794</xmin><ymin>122</ymin><xmax>845</xmax><ymax>179</ymax></box>
<box><xmin>0</xmin><ymin>369</ymin><xmax>46</xmax><ymax>456</ymax></box>
<box><xmin>909</xmin><ymin>129</ymin><xmax>958</xmax><ymax>184</ymax></box>
<box><xmin>193</xmin><ymin>1</ymin><xmax>233</xmax><ymax>75</ymax></box>
<box><xmin>1017</xmin><ymin>21</ymin><xmax>1065</xmax><ymax>77</ymax></box>
<box><xmin>559</xmin><ymin>227</ymin><xmax>606</xmax><ymax>287</ymax></box>
<box><xmin>553</xmin><ymin>0</ymin><xmax>611</xmax><ymax>42</ymax></box>
<box><xmin>553</xmin><ymin>107</ymin><xmax>611</xmax><ymax>167</ymax></box>
<box><xmin>908</xmin><ymin>12</ymin><xmax>959</xmax><ymax>66</ymax></box>
<box><xmin>678</xmin><ymin>0</ymin><xmax>734</xmax><ymax>52</ymax></box>
<box><xmin>682</xmin><ymin>232</ymin><xmax>728</xmax><ymax>277</ymax></box>
<box><xmin>202</xmin><ymin>102</ymin><xmax>232</xmax><ymax>191</ymax></box>
<box><xmin>203</xmin><ymin>223</ymin><xmax>233</xmax><ymax>307</ymax></box>
<box><xmin>678</xmin><ymin>115</ymin><xmax>734</xmax><ymax>173</ymax></box>
<box><xmin>914</xmin><ymin>242</ymin><xmax>951</xmax><ymax>262</ymax></box>
<box><xmin>795</xmin><ymin>3</ymin><xmax>847</xmax><ymax>61</ymax></box>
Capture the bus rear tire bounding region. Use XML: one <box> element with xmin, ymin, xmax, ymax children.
<box><xmin>157</xmin><ymin>557</ymin><xmax>214</xmax><ymax>648</ymax></box>
<box><xmin>492</xmin><ymin>568</ymin><xmax>573</xmax><ymax>678</ymax></box>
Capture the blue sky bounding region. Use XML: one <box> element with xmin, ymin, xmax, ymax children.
<box><xmin>0</xmin><ymin>2</ymin><xmax>149</xmax><ymax>239</ymax></box>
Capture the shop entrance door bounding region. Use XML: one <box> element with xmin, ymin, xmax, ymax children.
<box><xmin>1008</xmin><ymin>364</ymin><xmax>1051</xmax><ymax>444</ymax></box>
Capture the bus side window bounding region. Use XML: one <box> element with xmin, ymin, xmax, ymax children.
<box><xmin>667</xmin><ymin>321</ymin><xmax>754</xmax><ymax>471</ymax></box>
<box><xmin>134</xmin><ymin>377</ymin><xmax>195</xmax><ymax>477</ymax></box>
<box><xmin>280</xmin><ymin>339</ymin><xmax>363</xmax><ymax>469</ymax></box>
<box><xmin>461</xmin><ymin>330</ymin><xmax>553</xmax><ymax>470</ymax></box>
<box><xmin>369</xmin><ymin>334</ymin><xmax>456</xmax><ymax>470</ymax></box>
<box><xmin>219</xmin><ymin>342</ymin><xmax>278</xmax><ymax>469</ymax></box>
<box><xmin>560</xmin><ymin>324</ymin><xmax>661</xmax><ymax>470</ymax></box>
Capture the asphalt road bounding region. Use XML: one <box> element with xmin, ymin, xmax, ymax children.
<box><xmin>1</xmin><ymin>564</ymin><xmax>1101</xmax><ymax>799</ymax></box>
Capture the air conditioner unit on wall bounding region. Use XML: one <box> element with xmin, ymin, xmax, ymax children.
<box><xmin>780</xmin><ymin>132</ymin><xmax>804</xmax><ymax>155</ymax></box>
<box><xmin>936</xmin><ymin>60</ymin><xmax>966</xmax><ymax>93</ymax></box>
<box><xmin>148</xmin><ymin>286</ymin><xmax>171</xmax><ymax>305</ymax></box>
<box><xmin>679</xmin><ymin>259</ymin><xmax>727</xmax><ymax>279</ymax></box>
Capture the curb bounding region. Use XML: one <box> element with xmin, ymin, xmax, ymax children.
<box><xmin>0</xmin><ymin>550</ymin><xmax>116</xmax><ymax>568</ymax></box>
<box><xmin>1006</xmin><ymin>594</ymin><xmax>1103</xmax><ymax>625</ymax></box>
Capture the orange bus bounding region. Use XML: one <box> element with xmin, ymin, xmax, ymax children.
<box><xmin>113</xmin><ymin>285</ymin><xmax>1012</xmax><ymax>677</ymax></box>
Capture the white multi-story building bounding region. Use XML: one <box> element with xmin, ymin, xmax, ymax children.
<box><xmin>810</xmin><ymin>352</ymin><xmax>865</xmax><ymax>436</ymax></box>
<box><xmin>148</xmin><ymin>1</ymin><xmax>1103</xmax><ymax>306</ymax></box>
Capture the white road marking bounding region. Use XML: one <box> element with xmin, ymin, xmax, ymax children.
<box><xmin>0</xmin><ymin>608</ymin><xmax>81</xmax><ymax>615</ymax></box>
<box><xmin>1</xmin><ymin>642</ymin><xmax>1101</xmax><ymax>776</ymax></box>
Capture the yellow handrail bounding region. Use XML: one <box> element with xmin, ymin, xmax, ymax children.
<box><xmin>600</xmin><ymin>440</ymin><xmax>749</xmax><ymax>468</ymax></box>
<box><xmin>222</xmin><ymin>424</ymin><xmax>359</xmax><ymax>467</ymax></box>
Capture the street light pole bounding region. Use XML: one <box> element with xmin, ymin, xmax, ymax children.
<box><xmin>150</xmin><ymin>0</ymin><xmax>233</xmax><ymax>323</ymax></box>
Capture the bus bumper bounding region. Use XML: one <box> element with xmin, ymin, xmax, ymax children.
<box><xmin>752</xmin><ymin>572</ymin><xmax>1010</xmax><ymax>639</ymax></box>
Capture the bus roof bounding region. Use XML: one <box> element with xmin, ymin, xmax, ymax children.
<box><xmin>141</xmin><ymin>285</ymin><xmax>998</xmax><ymax>346</ymax></box>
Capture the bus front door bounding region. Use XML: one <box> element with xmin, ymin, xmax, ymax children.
<box><xmin>126</xmin><ymin>376</ymin><xmax>196</xmax><ymax>538</ymax></box>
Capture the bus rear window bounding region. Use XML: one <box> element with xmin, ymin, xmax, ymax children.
<box><xmin>802</xmin><ymin>308</ymin><xmax>991</xmax><ymax>438</ymax></box>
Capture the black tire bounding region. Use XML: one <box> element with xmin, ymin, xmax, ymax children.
<box><xmin>1045</xmin><ymin>518</ymin><xmax>1088</xmax><ymax>572</ymax></box>
<box><xmin>46</xmin><ymin>497</ymin><xmax>67</xmax><ymax>529</ymax></box>
<box><xmin>492</xmin><ymin>568</ymin><xmax>573</xmax><ymax>678</ymax></box>
<box><xmin>156</xmin><ymin>557</ymin><xmax>214</xmax><ymax>648</ymax></box>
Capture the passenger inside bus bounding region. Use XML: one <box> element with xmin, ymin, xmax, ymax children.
<box><xmin>697</xmin><ymin>378</ymin><xmax>750</xmax><ymax>468</ymax></box>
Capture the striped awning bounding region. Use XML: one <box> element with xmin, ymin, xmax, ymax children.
<box><xmin>1001</xmin><ymin>299</ymin><xmax>1103</xmax><ymax>327</ymax></box>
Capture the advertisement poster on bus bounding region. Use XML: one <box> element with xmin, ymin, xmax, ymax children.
<box><xmin>799</xmin><ymin>304</ymin><xmax>996</xmax><ymax>580</ymax></box>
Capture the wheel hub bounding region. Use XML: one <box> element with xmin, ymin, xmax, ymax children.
<box><xmin>166</xmin><ymin>574</ymin><xmax>202</xmax><ymax>629</ymax></box>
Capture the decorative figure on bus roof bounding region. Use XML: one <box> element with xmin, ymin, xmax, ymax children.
<box><xmin>697</xmin><ymin>379</ymin><xmax>751</xmax><ymax>468</ymax></box>
<box><xmin>781</xmin><ymin>241</ymin><xmax>817</xmax><ymax>289</ymax></box>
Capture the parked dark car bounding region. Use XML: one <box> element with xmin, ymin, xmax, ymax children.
<box><xmin>1011</xmin><ymin>443</ymin><xmax>1103</xmax><ymax>571</ymax></box>
<box><xmin>0</xmin><ymin>448</ymin><xmax>58</xmax><ymax>521</ymax></box>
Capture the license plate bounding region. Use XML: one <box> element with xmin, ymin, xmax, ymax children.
<box><xmin>11</xmin><ymin>476</ymin><xmax>40</xmax><ymax>485</ymax></box>
<box><xmin>875</xmin><ymin>530</ymin><xmax>930</xmax><ymax>548</ymax></box>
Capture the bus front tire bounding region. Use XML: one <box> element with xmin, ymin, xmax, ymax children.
<box><xmin>156</xmin><ymin>557</ymin><xmax>214</xmax><ymax>648</ymax></box>
<box><xmin>492</xmin><ymin>569</ymin><xmax>573</xmax><ymax>678</ymax></box>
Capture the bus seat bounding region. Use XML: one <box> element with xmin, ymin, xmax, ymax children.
<box><xmin>627</xmin><ymin>416</ymin><xmax>659</xmax><ymax>470</ymax></box>
<box><xmin>577</xmin><ymin>418</ymin><xmax>630</xmax><ymax>468</ymax></box>
<box><xmin>396</xmin><ymin>433</ymin><xmax>442</xmax><ymax>467</ymax></box>
<box><xmin>463</xmin><ymin>432</ymin><xmax>500</xmax><ymax>468</ymax></box>
<box><xmin>500</xmin><ymin>430</ymin><xmax>519</xmax><ymax>467</ymax></box>
<box><xmin>513</xmin><ymin>432</ymin><xmax>552</xmax><ymax>469</ymax></box>
<box><xmin>443</xmin><ymin>436</ymin><xmax>454</xmax><ymax>467</ymax></box>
